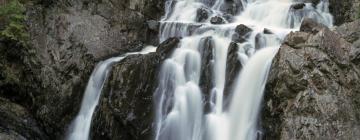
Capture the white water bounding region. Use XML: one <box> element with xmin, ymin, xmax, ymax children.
<box><xmin>66</xmin><ymin>46</ymin><xmax>156</xmax><ymax>140</ymax></box>
<box><xmin>154</xmin><ymin>0</ymin><xmax>333</xmax><ymax>140</ymax></box>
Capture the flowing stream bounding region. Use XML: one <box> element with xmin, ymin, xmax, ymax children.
<box><xmin>154</xmin><ymin>0</ymin><xmax>333</xmax><ymax>140</ymax></box>
<box><xmin>66</xmin><ymin>0</ymin><xmax>333</xmax><ymax>140</ymax></box>
<box><xmin>66</xmin><ymin>46</ymin><xmax>156</xmax><ymax>140</ymax></box>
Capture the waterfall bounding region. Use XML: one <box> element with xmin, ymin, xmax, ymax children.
<box><xmin>154</xmin><ymin>0</ymin><xmax>333</xmax><ymax>140</ymax></box>
<box><xmin>66</xmin><ymin>46</ymin><xmax>156</xmax><ymax>140</ymax></box>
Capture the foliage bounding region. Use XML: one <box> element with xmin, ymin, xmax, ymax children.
<box><xmin>0</xmin><ymin>0</ymin><xmax>29</xmax><ymax>46</ymax></box>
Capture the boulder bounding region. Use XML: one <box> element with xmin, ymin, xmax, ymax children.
<box><xmin>210</xmin><ymin>16</ymin><xmax>226</xmax><ymax>24</ymax></box>
<box><xmin>219</xmin><ymin>0</ymin><xmax>243</xmax><ymax>15</ymax></box>
<box><xmin>196</xmin><ymin>8</ymin><xmax>210</xmax><ymax>22</ymax></box>
<box><xmin>232</xmin><ymin>24</ymin><xmax>253</xmax><ymax>43</ymax></box>
<box><xmin>91</xmin><ymin>38</ymin><xmax>180</xmax><ymax>140</ymax></box>
<box><xmin>291</xmin><ymin>3</ymin><xmax>306</xmax><ymax>10</ymax></box>
<box><xmin>263</xmin><ymin>18</ymin><xmax>360</xmax><ymax>140</ymax></box>
<box><xmin>300</xmin><ymin>18</ymin><xmax>328</xmax><ymax>34</ymax></box>
<box><xmin>198</xmin><ymin>37</ymin><xmax>215</xmax><ymax>96</ymax></box>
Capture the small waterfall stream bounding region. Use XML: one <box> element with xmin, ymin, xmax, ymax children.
<box><xmin>66</xmin><ymin>46</ymin><xmax>156</xmax><ymax>140</ymax></box>
<box><xmin>154</xmin><ymin>0</ymin><xmax>333</xmax><ymax>140</ymax></box>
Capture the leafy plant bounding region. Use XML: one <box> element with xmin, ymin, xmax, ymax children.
<box><xmin>0</xmin><ymin>0</ymin><xmax>29</xmax><ymax>46</ymax></box>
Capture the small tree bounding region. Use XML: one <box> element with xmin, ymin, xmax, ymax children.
<box><xmin>0</xmin><ymin>0</ymin><xmax>29</xmax><ymax>46</ymax></box>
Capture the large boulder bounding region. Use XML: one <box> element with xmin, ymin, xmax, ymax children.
<box><xmin>263</xmin><ymin>19</ymin><xmax>360</xmax><ymax>139</ymax></box>
<box><xmin>90</xmin><ymin>38</ymin><xmax>180</xmax><ymax>140</ymax></box>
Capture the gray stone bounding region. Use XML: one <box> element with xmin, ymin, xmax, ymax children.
<box><xmin>263</xmin><ymin>19</ymin><xmax>360</xmax><ymax>140</ymax></box>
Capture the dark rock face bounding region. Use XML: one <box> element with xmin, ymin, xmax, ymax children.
<box><xmin>210</xmin><ymin>16</ymin><xmax>226</xmax><ymax>24</ymax></box>
<box><xmin>90</xmin><ymin>38</ymin><xmax>179</xmax><ymax>140</ymax></box>
<box><xmin>263</xmin><ymin>28</ymin><xmax>273</xmax><ymax>34</ymax></box>
<box><xmin>291</xmin><ymin>3</ymin><xmax>306</xmax><ymax>10</ymax></box>
<box><xmin>293</xmin><ymin>0</ymin><xmax>320</xmax><ymax>5</ymax></box>
<box><xmin>232</xmin><ymin>24</ymin><xmax>253</xmax><ymax>43</ymax></box>
<box><xmin>263</xmin><ymin>19</ymin><xmax>360</xmax><ymax>139</ymax></box>
<box><xmin>300</xmin><ymin>18</ymin><xmax>328</xmax><ymax>34</ymax></box>
<box><xmin>328</xmin><ymin>0</ymin><xmax>360</xmax><ymax>25</ymax></box>
<box><xmin>224</xmin><ymin>42</ymin><xmax>242</xmax><ymax>96</ymax></box>
<box><xmin>0</xmin><ymin>97</ymin><xmax>48</xmax><ymax>140</ymax></box>
<box><xmin>199</xmin><ymin>37</ymin><xmax>215</xmax><ymax>96</ymax></box>
<box><xmin>196</xmin><ymin>8</ymin><xmax>210</xmax><ymax>22</ymax></box>
<box><xmin>219</xmin><ymin>0</ymin><xmax>243</xmax><ymax>15</ymax></box>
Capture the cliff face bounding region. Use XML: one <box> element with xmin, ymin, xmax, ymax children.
<box><xmin>1</xmin><ymin>0</ymin><xmax>164</xmax><ymax>139</ymax></box>
<box><xmin>263</xmin><ymin>19</ymin><xmax>360</xmax><ymax>139</ymax></box>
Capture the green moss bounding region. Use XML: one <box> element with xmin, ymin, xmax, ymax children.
<box><xmin>0</xmin><ymin>0</ymin><xmax>29</xmax><ymax>46</ymax></box>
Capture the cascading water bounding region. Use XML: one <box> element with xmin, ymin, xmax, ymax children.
<box><xmin>66</xmin><ymin>46</ymin><xmax>156</xmax><ymax>140</ymax></box>
<box><xmin>154</xmin><ymin>0</ymin><xmax>333</xmax><ymax>140</ymax></box>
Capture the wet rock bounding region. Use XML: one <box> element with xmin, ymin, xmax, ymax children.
<box><xmin>300</xmin><ymin>18</ymin><xmax>328</xmax><ymax>34</ymax></box>
<box><xmin>196</xmin><ymin>8</ymin><xmax>210</xmax><ymax>22</ymax></box>
<box><xmin>222</xmin><ymin>13</ymin><xmax>234</xmax><ymax>23</ymax></box>
<box><xmin>293</xmin><ymin>0</ymin><xmax>320</xmax><ymax>5</ymax></box>
<box><xmin>255</xmin><ymin>34</ymin><xmax>265</xmax><ymax>50</ymax></box>
<box><xmin>220</xmin><ymin>0</ymin><xmax>243</xmax><ymax>15</ymax></box>
<box><xmin>291</xmin><ymin>3</ymin><xmax>306</xmax><ymax>10</ymax></box>
<box><xmin>263</xmin><ymin>21</ymin><xmax>360</xmax><ymax>140</ymax></box>
<box><xmin>263</xmin><ymin>28</ymin><xmax>273</xmax><ymax>34</ymax></box>
<box><xmin>91</xmin><ymin>38</ymin><xmax>180</xmax><ymax>140</ymax></box>
<box><xmin>198</xmin><ymin>37</ymin><xmax>215</xmax><ymax>95</ymax></box>
<box><xmin>232</xmin><ymin>24</ymin><xmax>253</xmax><ymax>43</ymax></box>
<box><xmin>210</xmin><ymin>16</ymin><xmax>226</xmax><ymax>24</ymax></box>
<box><xmin>224</xmin><ymin>42</ymin><xmax>242</xmax><ymax>96</ymax></box>
<box><xmin>198</xmin><ymin>37</ymin><xmax>215</xmax><ymax>113</ymax></box>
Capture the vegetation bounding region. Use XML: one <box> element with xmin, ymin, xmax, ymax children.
<box><xmin>0</xmin><ymin>0</ymin><xmax>29</xmax><ymax>46</ymax></box>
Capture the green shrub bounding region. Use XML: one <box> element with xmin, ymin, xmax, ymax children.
<box><xmin>0</xmin><ymin>0</ymin><xmax>29</xmax><ymax>46</ymax></box>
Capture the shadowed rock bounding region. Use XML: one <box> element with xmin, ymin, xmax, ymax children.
<box><xmin>90</xmin><ymin>38</ymin><xmax>179</xmax><ymax>140</ymax></box>
<box><xmin>263</xmin><ymin>19</ymin><xmax>360</xmax><ymax>140</ymax></box>
<box><xmin>291</xmin><ymin>3</ymin><xmax>306</xmax><ymax>10</ymax></box>
<box><xmin>210</xmin><ymin>16</ymin><xmax>226</xmax><ymax>24</ymax></box>
<box><xmin>232</xmin><ymin>24</ymin><xmax>253</xmax><ymax>43</ymax></box>
<box><xmin>196</xmin><ymin>8</ymin><xmax>210</xmax><ymax>22</ymax></box>
<box><xmin>300</xmin><ymin>18</ymin><xmax>328</xmax><ymax>34</ymax></box>
<box><xmin>224</xmin><ymin>42</ymin><xmax>242</xmax><ymax>96</ymax></box>
<box><xmin>198</xmin><ymin>36</ymin><xmax>215</xmax><ymax>96</ymax></box>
